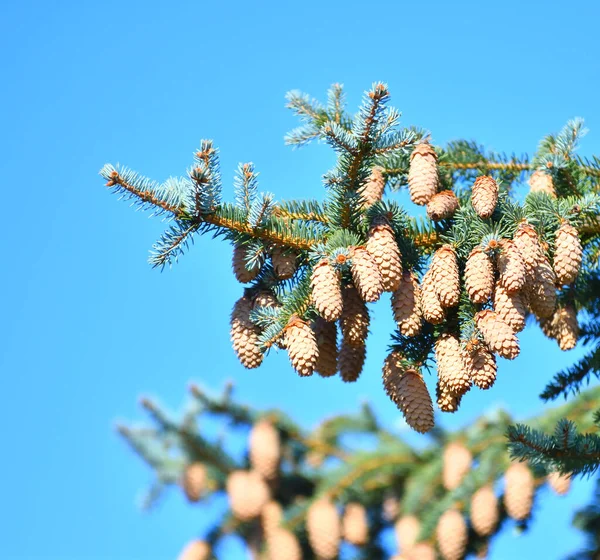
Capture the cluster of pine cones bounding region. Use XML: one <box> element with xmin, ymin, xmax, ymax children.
<box><xmin>230</xmin><ymin>142</ymin><xmax>583</xmax><ymax>433</ymax></box>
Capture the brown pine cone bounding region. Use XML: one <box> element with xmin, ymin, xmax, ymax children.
<box><xmin>436</xmin><ymin>509</ymin><xmax>467</xmax><ymax>560</ymax></box>
<box><xmin>408</xmin><ymin>143</ymin><xmax>439</xmax><ymax>205</ymax></box>
<box><xmin>514</xmin><ymin>222</ymin><xmax>545</xmax><ymax>280</ymax></box>
<box><xmin>366</xmin><ymin>216</ymin><xmax>403</xmax><ymax>292</ymax></box>
<box><xmin>435</xmin><ymin>334</ymin><xmax>471</xmax><ymax>396</ymax></box>
<box><xmin>427</xmin><ymin>190</ymin><xmax>459</xmax><ymax>221</ymax></box>
<box><xmin>284</xmin><ymin>316</ymin><xmax>318</xmax><ymax>376</ymax></box>
<box><xmin>226</xmin><ymin>470</ymin><xmax>270</xmax><ymax>521</ymax></box>
<box><xmin>253</xmin><ymin>290</ymin><xmax>279</xmax><ymax>310</ymax></box>
<box><xmin>177</xmin><ymin>540</ymin><xmax>211</xmax><ymax>560</ymax></box>
<box><xmin>497</xmin><ymin>238</ymin><xmax>527</xmax><ymax>294</ymax></box>
<box><xmin>421</xmin><ymin>268</ymin><xmax>445</xmax><ymax>324</ymax></box>
<box><xmin>230</xmin><ymin>296</ymin><xmax>264</xmax><ymax>369</ymax></box>
<box><xmin>470</xmin><ymin>485</ymin><xmax>498</xmax><ymax>536</ymax></box>
<box><xmin>340</xmin><ymin>285</ymin><xmax>370</xmax><ymax>346</ymax></box>
<box><xmin>408</xmin><ymin>543</ymin><xmax>436</xmax><ymax>560</ymax></box>
<box><xmin>547</xmin><ymin>472</ymin><xmax>571</xmax><ymax>496</ymax></box>
<box><xmin>232</xmin><ymin>243</ymin><xmax>261</xmax><ymax>283</ymax></box>
<box><xmin>311</xmin><ymin>259</ymin><xmax>343</xmax><ymax>322</ymax></box>
<box><xmin>554</xmin><ymin>221</ymin><xmax>583</xmax><ymax>286</ymax></box>
<box><xmin>351</xmin><ymin>246</ymin><xmax>384</xmax><ymax>302</ymax></box>
<box><xmin>464</xmin><ymin>345</ymin><xmax>497</xmax><ymax>390</ymax></box>
<box><xmin>392</xmin><ymin>272</ymin><xmax>423</xmax><ymax>337</ymax></box>
<box><xmin>359</xmin><ymin>166</ymin><xmax>386</xmax><ymax>208</ymax></box>
<box><xmin>339</xmin><ymin>340</ymin><xmax>366</xmax><ymax>383</ymax></box>
<box><xmin>552</xmin><ymin>306</ymin><xmax>579</xmax><ymax>351</ymax></box>
<box><xmin>262</xmin><ymin>500</ymin><xmax>284</xmax><ymax>537</ymax></box>
<box><xmin>436</xmin><ymin>378</ymin><xmax>463</xmax><ymax>412</ymax></box>
<box><xmin>181</xmin><ymin>462</ymin><xmax>207</xmax><ymax>502</ymax></box>
<box><xmin>527</xmin><ymin>258</ymin><xmax>557</xmax><ymax>319</ymax></box>
<box><xmin>442</xmin><ymin>442</ymin><xmax>472</xmax><ymax>491</ymax></box>
<box><xmin>431</xmin><ymin>245</ymin><xmax>460</xmax><ymax>308</ymax></box>
<box><xmin>271</xmin><ymin>246</ymin><xmax>297</xmax><ymax>280</ymax></box>
<box><xmin>249</xmin><ymin>420</ymin><xmax>281</xmax><ymax>481</ymax></box>
<box><xmin>504</xmin><ymin>462</ymin><xmax>534</xmax><ymax>520</ymax></box>
<box><xmin>465</xmin><ymin>247</ymin><xmax>495</xmax><ymax>304</ymax></box>
<box><xmin>475</xmin><ymin>310</ymin><xmax>520</xmax><ymax>359</ymax></box>
<box><xmin>529</xmin><ymin>170</ymin><xmax>556</xmax><ymax>197</ymax></box>
<box><xmin>267</xmin><ymin>528</ymin><xmax>302</xmax><ymax>560</ymax></box>
<box><xmin>493</xmin><ymin>284</ymin><xmax>527</xmax><ymax>333</ymax></box>
<box><xmin>394</xmin><ymin>514</ymin><xmax>420</xmax><ymax>553</ymax></box>
<box><xmin>471</xmin><ymin>176</ymin><xmax>498</xmax><ymax>219</ymax></box>
<box><xmin>313</xmin><ymin>317</ymin><xmax>338</xmax><ymax>377</ymax></box>
<box><xmin>306</xmin><ymin>498</ymin><xmax>341</xmax><ymax>560</ymax></box>
<box><xmin>342</xmin><ymin>502</ymin><xmax>369</xmax><ymax>546</ymax></box>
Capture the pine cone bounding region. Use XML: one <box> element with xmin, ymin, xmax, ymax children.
<box><xmin>464</xmin><ymin>346</ymin><xmax>497</xmax><ymax>390</ymax></box>
<box><xmin>442</xmin><ymin>442</ymin><xmax>472</xmax><ymax>491</ymax></box>
<box><xmin>340</xmin><ymin>285</ymin><xmax>370</xmax><ymax>346</ymax></box>
<box><xmin>408</xmin><ymin>543</ymin><xmax>437</xmax><ymax>560</ymax></box>
<box><xmin>342</xmin><ymin>502</ymin><xmax>369</xmax><ymax>546</ymax></box>
<box><xmin>529</xmin><ymin>170</ymin><xmax>556</xmax><ymax>197</ymax></box>
<box><xmin>339</xmin><ymin>340</ymin><xmax>366</xmax><ymax>383</ymax></box>
<box><xmin>504</xmin><ymin>462</ymin><xmax>534</xmax><ymax>520</ymax></box>
<box><xmin>232</xmin><ymin>243</ymin><xmax>261</xmax><ymax>283</ymax></box>
<box><xmin>262</xmin><ymin>500</ymin><xmax>284</xmax><ymax>537</ymax></box>
<box><xmin>359</xmin><ymin>166</ymin><xmax>386</xmax><ymax>208</ymax></box>
<box><xmin>408</xmin><ymin>143</ymin><xmax>439</xmax><ymax>205</ymax></box>
<box><xmin>392</xmin><ymin>272</ymin><xmax>423</xmax><ymax>337</ymax></box>
<box><xmin>306</xmin><ymin>498</ymin><xmax>341</xmax><ymax>560</ymax></box>
<box><xmin>493</xmin><ymin>284</ymin><xmax>526</xmax><ymax>333</ymax></box>
<box><xmin>527</xmin><ymin>258</ymin><xmax>557</xmax><ymax>319</ymax></box>
<box><xmin>181</xmin><ymin>462</ymin><xmax>207</xmax><ymax>502</ymax></box>
<box><xmin>249</xmin><ymin>420</ymin><xmax>281</xmax><ymax>481</ymax></box>
<box><xmin>226</xmin><ymin>470</ymin><xmax>270</xmax><ymax>521</ymax></box>
<box><xmin>366</xmin><ymin>217</ymin><xmax>403</xmax><ymax>292</ymax></box>
<box><xmin>496</xmin><ymin>238</ymin><xmax>527</xmax><ymax>294</ymax></box>
<box><xmin>311</xmin><ymin>259</ymin><xmax>343</xmax><ymax>322</ymax></box>
<box><xmin>465</xmin><ymin>247</ymin><xmax>494</xmax><ymax>304</ymax></box>
<box><xmin>471</xmin><ymin>176</ymin><xmax>498</xmax><ymax>218</ymax></box>
<box><xmin>426</xmin><ymin>190</ymin><xmax>459</xmax><ymax>221</ymax></box>
<box><xmin>547</xmin><ymin>471</ymin><xmax>571</xmax><ymax>496</ymax></box>
<box><xmin>553</xmin><ymin>306</ymin><xmax>579</xmax><ymax>351</ymax></box>
<box><xmin>421</xmin><ymin>268</ymin><xmax>446</xmax><ymax>325</ymax></box>
<box><xmin>350</xmin><ymin>246</ymin><xmax>384</xmax><ymax>302</ymax></box>
<box><xmin>470</xmin><ymin>485</ymin><xmax>498</xmax><ymax>536</ymax></box>
<box><xmin>230</xmin><ymin>296</ymin><xmax>264</xmax><ymax>369</ymax></box>
<box><xmin>313</xmin><ymin>317</ymin><xmax>338</xmax><ymax>377</ymax></box>
<box><xmin>513</xmin><ymin>222</ymin><xmax>545</xmax><ymax>279</ymax></box>
<box><xmin>554</xmin><ymin>221</ymin><xmax>582</xmax><ymax>285</ymax></box>
<box><xmin>177</xmin><ymin>540</ymin><xmax>211</xmax><ymax>560</ymax></box>
<box><xmin>475</xmin><ymin>310</ymin><xmax>520</xmax><ymax>359</ymax></box>
<box><xmin>436</xmin><ymin>378</ymin><xmax>463</xmax><ymax>412</ymax></box>
<box><xmin>271</xmin><ymin>246</ymin><xmax>297</xmax><ymax>280</ymax></box>
<box><xmin>435</xmin><ymin>334</ymin><xmax>471</xmax><ymax>396</ymax></box>
<box><xmin>436</xmin><ymin>509</ymin><xmax>467</xmax><ymax>560</ymax></box>
<box><xmin>284</xmin><ymin>316</ymin><xmax>318</xmax><ymax>376</ymax></box>
<box><xmin>253</xmin><ymin>290</ymin><xmax>279</xmax><ymax>310</ymax></box>
<box><xmin>431</xmin><ymin>245</ymin><xmax>460</xmax><ymax>308</ymax></box>
<box><xmin>267</xmin><ymin>528</ymin><xmax>302</xmax><ymax>560</ymax></box>
<box><xmin>394</xmin><ymin>514</ymin><xmax>420</xmax><ymax>553</ymax></box>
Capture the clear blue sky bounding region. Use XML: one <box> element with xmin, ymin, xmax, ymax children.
<box><xmin>1</xmin><ymin>1</ymin><xmax>599</xmax><ymax>558</ymax></box>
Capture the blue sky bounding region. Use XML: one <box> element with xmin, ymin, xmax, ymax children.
<box><xmin>1</xmin><ymin>0</ymin><xmax>599</xmax><ymax>558</ymax></box>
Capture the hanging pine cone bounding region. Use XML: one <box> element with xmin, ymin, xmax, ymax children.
<box><xmin>470</xmin><ymin>485</ymin><xmax>499</xmax><ymax>536</ymax></box>
<box><xmin>436</xmin><ymin>509</ymin><xmax>467</xmax><ymax>560</ymax></box>
<box><xmin>230</xmin><ymin>296</ymin><xmax>264</xmax><ymax>369</ymax></box>
<box><xmin>359</xmin><ymin>166</ymin><xmax>386</xmax><ymax>208</ymax></box>
<box><xmin>339</xmin><ymin>340</ymin><xmax>366</xmax><ymax>383</ymax></box>
<box><xmin>340</xmin><ymin>285</ymin><xmax>370</xmax><ymax>346</ymax></box>
<box><xmin>271</xmin><ymin>246</ymin><xmax>297</xmax><ymax>280</ymax></box>
<box><xmin>177</xmin><ymin>540</ymin><xmax>211</xmax><ymax>560</ymax></box>
<box><xmin>313</xmin><ymin>317</ymin><xmax>338</xmax><ymax>377</ymax></box>
<box><xmin>442</xmin><ymin>442</ymin><xmax>473</xmax><ymax>491</ymax></box>
<box><xmin>306</xmin><ymin>498</ymin><xmax>341</xmax><ymax>560</ymax></box>
<box><xmin>408</xmin><ymin>143</ymin><xmax>439</xmax><ymax>205</ymax></box>
<box><xmin>366</xmin><ymin>216</ymin><xmax>403</xmax><ymax>292</ymax></box>
<box><xmin>514</xmin><ymin>222</ymin><xmax>545</xmax><ymax>279</ymax></box>
<box><xmin>342</xmin><ymin>502</ymin><xmax>369</xmax><ymax>546</ymax></box>
<box><xmin>226</xmin><ymin>470</ymin><xmax>270</xmax><ymax>521</ymax></box>
<box><xmin>392</xmin><ymin>272</ymin><xmax>423</xmax><ymax>337</ymax></box>
<box><xmin>553</xmin><ymin>306</ymin><xmax>579</xmax><ymax>351</ymax></box>
<box><xmin>529</xmin><ymin>170</ymin><xmax>556</xmax><ymax>197</ymax></box>
<box><xmin>493</xmin><ymin>284</ymin><xmax>526</xmax><ymax>333</ymax></box>
<box><xmin>497</xmin><ymin>239</ymin><xmax>526</xmax><ymax>294</ymax></box>
<box><xmin>464</xmin><ymin>346</ymin><xmax>497</xmax><ymax>390</ymax></box>
<box><xmin>426</xmin><ymin>190</ymin><xmax>459</xmax><ymax>221</ymax></box>
<box><xmin>181</xmin><ymin>462</ymin><xmax>207</xmax><ymax>502</ymax></box>
<box><xmin>547</xmin><ymin>471</ymin><xmax>571</xmax><ymax>496</ymax></box>
<box><xmin>471</xmin><ymin>176</ymin><xmax>498</xmax><ymax>219</ymax></box>
<box><xmin>431</xmin><ymin>245</ymin><xmax>460</xmax><ymax>308</ymax></box>
<box><xmin>350</xmin><ymin>246</ymin><xmax>384</xmax><ymax>302</ymax></box>
<box><xmin>504</xmin><ymin>462</ymin><xmax>534</xmax><ymax>520</ymax></box>
<box><xmin>465</xmin><ymin>247</ymin><xmax>495</xmax><ymax>304</ymax></box>
<box><xmin>232</xmin><ymin>243</ymin><xmax>261</xmax><ymax>283</ymax></box>
<box><xmin>262</xmin><ymin>500</ymin><xmax>284</xmax><ymax>537</ymax></box>
<box><xmin>409</xmin><ymin>543</ymin><xmax>437</xmax><ymax>560</ymax></box>
<box><xmin>284</xmin><ymin>316</ymin><xmax>318</xmax><ymax>376</ymax></box>
<box><xmin>554</xmin><ymin>221</ymin><xmax>583</xmax><ymax>285</ymax></box>
<box><xmin>421</xmin><ymin>268</ymin><xmax>445</xmax><ymax>324</ymax></box>
<box><xmin>436</xmin><ymin>378</ymin><xmax>463</xmax><ymax>412</ymax></box>
<box><xmin>249</xmin><ymin>420</ymin><xmax>281</xmax><ymax>481</ymax></box>
<box><xmin>394</xmin><ymin>515</ymin><xmax>420</xmax><ymax>553</ymax></box>
<box><xmin>527</xmin><ymin>258</ymin><xmax>557</xmax><ymax>319</ymax></box>
<box><xmin>311</xmin><ymin>259</ymin><xmax>343</xmax><ymax>322</ymax></box>
<box><xmin>267</xmin><ymin>528</ymin><xmax>302</xmax><ymax>560</ymax></box>
<box><xmin>475</xmin><ymin>310</ymin><xmax>520</xmax><ymax>360</ymax></box>
<box><xmin>435</xmin><ymin>334</ymin><xmax>471</xmax><ymax>396</ymax></box>
<box><xmin>253</xmin><ymin>290</ymin><xmax>279</xmax><ymax>310</ymax></box>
